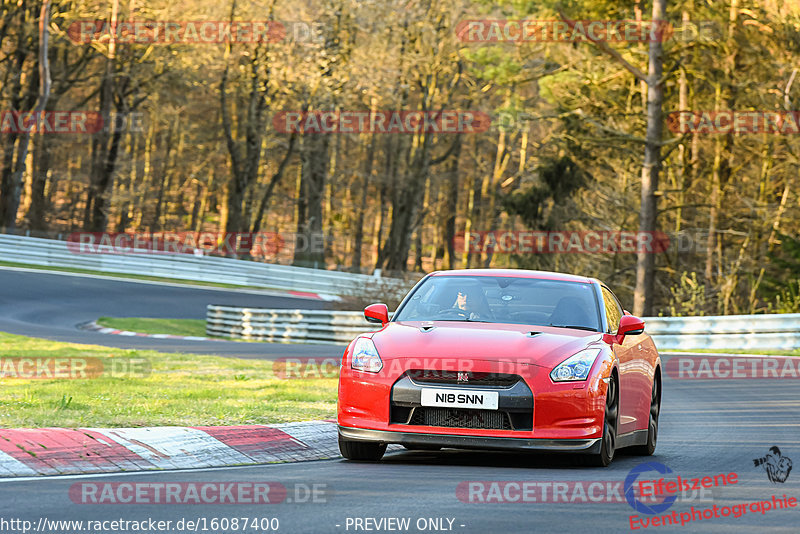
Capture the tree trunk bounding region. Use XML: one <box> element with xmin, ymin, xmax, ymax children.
<box><xmin>84</xmin><ymin>0</ymin><xmax>118</xmax><ymax>231</ymax></box>
<box><xmin>117</xmin><ymin>126</ymin><xmax>139</xmax><ymax>232</ymax></box>
<box><xmin>293</xmin><ymin>133</ymin><xmax>328</xmax><ymax>268</ymax></box>
<box><xmin>218</xmin><ymin>0</ymin><xmax>273</xmax><ymax>235</ymax></box>
<box><xmin>251</xmin><ymin>134</ymin><xmax>296</xmax><ymax>234</ymax></box>
<box><xmin>26</xmin><ymin>128</ymin><xmax>51</xmax><ymax>230</ymax></box>
<box><xmin>373</xmin><ymin>135</ymin><xmax>396</xmax><ymax>269</ymax></box>
<box><xmin>703</xmin><ymin>0</ymin><xmax>740</xmax><ymax>312</ymax></box>
<box><xmin>461</xmin><ymin>137</ymin><xmax>482</xmax><ymax>268</ymax></box>
<box><xmin>150</xmin><ymin>126</ymin><xmax>173</xmax><ymax>232</ymax></box>
<box><xmin>0</xmin><ymin>7</ymin><xmax>45</xmax><ymax>231</ymax></box>
<box><xmin>384</xmin><ymin>112</ymin><xmax>435</xmax><ymax>272</ymax></box>
<box><xmin>632</xmin><ymin>0</ymin><xmax>667</xmax><ymax>317</ymax></box>
<box><xmin>442</xmin><ymin>136</ymin><xmax>462</xmax><ymax>269</ymax></box>
<box><xmin>351</xmin><ymin>132</ymin><xmax>375</xmax><ymax>272</ymax></box>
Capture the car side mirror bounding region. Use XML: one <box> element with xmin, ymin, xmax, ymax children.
<box><xmin>364</xmin><ymin>303</ymin><xmax>389</xmax><ymax>325</ymax></box>
<box><xmin>617</xmin><ymin>315</ymin><xmax>645</xmax><ymax>342</ymax></box>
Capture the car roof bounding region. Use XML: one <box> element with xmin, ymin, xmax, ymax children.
<box><xmin>429</xmin><ymin>269</ymin><xmax>597</xmax><ymax>285</ymax></box>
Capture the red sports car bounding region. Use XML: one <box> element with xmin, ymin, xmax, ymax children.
<box><xmin>337</xmin><ymin>269</ymin><xmax>661</xmax><ymax>466</ymax></box>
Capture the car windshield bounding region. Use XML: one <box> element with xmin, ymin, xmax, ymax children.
<box><xmin>393</xmin><ymin>275</ymin><xmax>601</xmax><ymax>331</ymax></box>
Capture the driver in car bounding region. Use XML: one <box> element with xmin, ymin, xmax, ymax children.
<box><xmin>452</xmin><ymin>286</ymin><xmax>483</xmax><ymax>320</ymax></box>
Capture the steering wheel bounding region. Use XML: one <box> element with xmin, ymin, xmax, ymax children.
<box><xmin>435</xmin><ymin>308</ymin><xmax>470</xmax><ymax>319</ymax></box>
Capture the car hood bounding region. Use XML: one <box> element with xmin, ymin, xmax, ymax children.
<box><xmin>370</xmin><ymin>321</ymin><xmax>603</xmax><ymax>369</ymax></box>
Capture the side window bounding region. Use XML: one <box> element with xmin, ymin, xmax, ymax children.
<box><xmin>601</xmin><ymin>287</ymin><xmax>623</xmax><ymax>333</ymax></box>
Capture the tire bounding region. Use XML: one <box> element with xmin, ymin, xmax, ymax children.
<box><xmin>402</xmin><ymin>444</ymin><xmax>442</xmax><ymax>451</ymax></box>
<box><xmin>339</xmin><ymin>436</ymin><xmax>387</xmax><ymax>461</ymax></box>
<box><xmin>584</xmin><ymin>375</ymin><xmax>618</xmax><ymax>467</ymax></box>
<box><xmin>629</xmin><ymin>374</ymin><xmax>660</xmax><ymax>456</ymax></box>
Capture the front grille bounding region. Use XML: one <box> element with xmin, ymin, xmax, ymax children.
<box><xmin>409</xmin><ymin>407</ymin><xmax>512</xmax><ymax>430</ymax></box>
<box><xmin>406</xmin><ymin>370</ymin><xmax>521</xmax><ymax>387</ymax></box>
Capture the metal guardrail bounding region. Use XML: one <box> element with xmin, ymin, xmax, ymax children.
<box><xmin>206</xmin><ymin>307</ymin><xmax>379</xmax><ymax>344</ymax></box>
<box><xmin>206</xmin><ymin>307</ymin><xmax>800</xmax><ymax>350</ymax></box>
<box><xmin>639</xmin><ymin>314</ymin><xmax>800</xmax><ymax>335</ymax></box>
<box><xmin>646</xmin><ymin>332</ymin><xmax>800</xmax><ymax>351</ymax></box>
<box><xmin>0</xmin><ymin>234</ymin><xmax>408</xmax><ymax>297</ymax></box>
<box><xmin>635</xmin><ymin>314</ymin><xmax>800</xmax><ymax>351</ymax></box>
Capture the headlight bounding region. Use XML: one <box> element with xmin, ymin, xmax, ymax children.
<box><xmin>351</xmin><ymin>337</ymin><xmax>383</xmax><ymax>373</ymax></box>
<box><xmin>550</xmin><ymin>348</ymin><xmax>601</xmax><ymax>382</ymax></box>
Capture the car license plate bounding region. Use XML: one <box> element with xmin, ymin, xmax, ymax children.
<box><xmin>420</xmin><ymin>388</ymin><xmax>499</xmax><ymax>410</ymax></box>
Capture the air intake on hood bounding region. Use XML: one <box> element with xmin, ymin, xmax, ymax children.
<box><xmin>526</xmin><ymin>331</ymin><xmax>542</xmax><ymax>337</ymax></box>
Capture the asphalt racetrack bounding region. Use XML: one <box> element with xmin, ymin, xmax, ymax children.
<box><xmin>1</xmin><ymin>369</ymin><xmax>798</xmax><ymax>533</ymax></box>
<box><xmin>0</xmin><ymin>267</ymin><xmax>342</xmax><ymax>358</ymax></box>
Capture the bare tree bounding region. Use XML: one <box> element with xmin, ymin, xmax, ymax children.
<box><xmin>0</xmin><ymin>0</ymin><xmax>51</xmax><ymax>232</ymax></box>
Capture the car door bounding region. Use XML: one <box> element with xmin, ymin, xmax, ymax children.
<box><xmin>600</xmin><ymin>286</ymin><xmax>640</xmax><ymax>436</ymax></box>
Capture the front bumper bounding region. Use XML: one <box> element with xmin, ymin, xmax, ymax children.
<box><xmin>339</xmin><ymin>357</ymin><xmax>612</xmax><ymax>441</ymax></box>
<box><xmin>338</xmin><ymin>425</ymin><xmax>601</xmax><ymax>454</ymax></box>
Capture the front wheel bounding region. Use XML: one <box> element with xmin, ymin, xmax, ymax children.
<box><xmin>629</xmin><ymin>375</ymin><xmax>660</xmax><ymax>456</ymax></box>
<box><xmin>339</xmin><ymin>436</ymin><xmax>387</xmax><ymax>461</ymax></box>
<box><xmin>584</xmin><ymin>376</ymin><xmax>618</xmax><ymax>467</ymax></box>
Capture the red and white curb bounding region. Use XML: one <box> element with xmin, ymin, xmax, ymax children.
<box><xmin>287</xmin><ymin>290</ymin><xmax>337</xmax><ymax>301</ymax></box>
<box><xmin>0</xmin><ymin>420</ymin><xmax>354</xmax><ymax>477</ymax></box>
<box><xmin>80</xmin><ymin>321</ymin><xmax>219</xmax><ymax>342</ymax></box>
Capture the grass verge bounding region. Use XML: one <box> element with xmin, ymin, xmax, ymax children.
<box><xmin>97</xmin><ymin>317</ymin><xmax>208</xmax><ymax>338</ymax></box>
<box><xmin>0</xmin><ymin>332</ymin><xmax>337</xmax><ymax>427</ymax></box>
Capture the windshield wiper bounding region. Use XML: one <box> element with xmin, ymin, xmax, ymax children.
<box><xmin>549</xmin><ymin>324</ymin><xmax>598</xmax><ymax>332</ymax></box>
